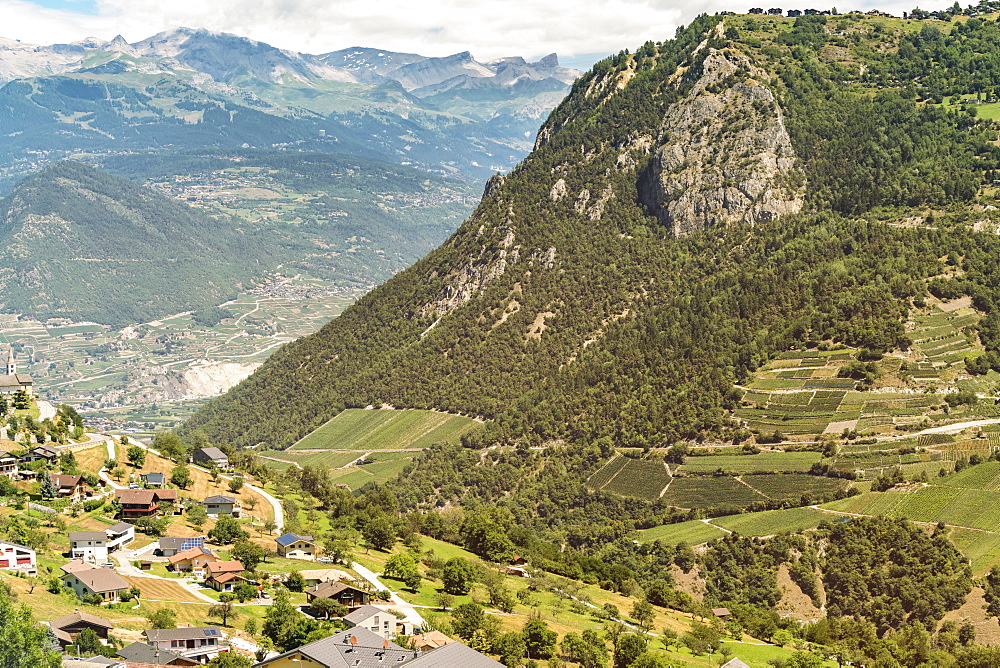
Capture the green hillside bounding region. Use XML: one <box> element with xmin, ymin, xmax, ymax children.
<box><xmin>185</xmin><ymin>12</ymin><xmax>1000</xmax><ymax>451</ymax></box>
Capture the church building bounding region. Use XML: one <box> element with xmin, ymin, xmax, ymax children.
<box><xmin>0</xmin><ymin>348</ymin><xmax>32</xmax><ymax>395</ymax></box>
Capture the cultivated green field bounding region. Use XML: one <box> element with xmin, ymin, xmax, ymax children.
<box><xmin>677</xmin><ymin>451</ymin><xmax>821</xmax><ymax>473</ymax></box>
<box><xmin>660</xmin><ymin>477</ymin><xmax>767</xmax><ymax>508</ymax></box>
<box><xmin>598</xmin><ymin>458</ymin><xmax>672</xmax><ymax>500</ymax></box>
<box><xmin>638</xmin><ymin>519</ymin><xmax>728</xmax><ymax>545</ymax></box>
<box><xmin>709</xmin><ymin>506</ymin><xmax>829</xmax><ymax>536</ymax></box>
<box><xmin>290</xmin><ymin>408</ymin><xmax>480</xmax><ymax>451</ymax></box>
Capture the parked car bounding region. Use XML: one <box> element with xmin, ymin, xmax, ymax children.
<box><xmin>316</xmin><ymin>557</ymin><xmax>333</xmax><ymax>563</ymax></box>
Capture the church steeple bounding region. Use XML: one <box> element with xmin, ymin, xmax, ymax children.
<box><xmin>5</xmin><ymin>348</ymin><xmax>14</xmax><ymax>375</ymax></box>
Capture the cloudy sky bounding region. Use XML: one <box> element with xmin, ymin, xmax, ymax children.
<box><xmin>5</xmin><ymin>0</ymin><xmax>919</xmax><ymax>66</ymax></box>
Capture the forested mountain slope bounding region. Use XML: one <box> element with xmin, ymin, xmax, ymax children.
<box><xmin>184</xmin><ymin>12</ymin><xmax>1000</xmax><ymax>450</ymax></box>
<box><xmin>0</xmin><ymin>161</ymin><xmax>290</xmax><ymax>326</ymax></box>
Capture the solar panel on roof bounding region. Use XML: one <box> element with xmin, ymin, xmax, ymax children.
<box><xmin>181</xmin><ymin>536</ymin><xmax>204</xmax><ymax>551</ymax></box>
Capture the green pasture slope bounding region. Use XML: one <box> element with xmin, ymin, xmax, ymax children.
<box><xmin>290</xmin><ymin>408</ymin><xmax>480</xmax><ymax>451</ymax></box>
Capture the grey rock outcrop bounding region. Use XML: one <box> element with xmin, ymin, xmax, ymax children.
<box><xmin>640</xmin><ymin>48</ymin><xmax>804</xmax><ymax>236</ymax></box>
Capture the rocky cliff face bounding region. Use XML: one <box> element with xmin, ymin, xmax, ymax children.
<box><xmin>640</xmin><ymin>48</ymin><xmax>804</xmax><ymax>237</ymax></box>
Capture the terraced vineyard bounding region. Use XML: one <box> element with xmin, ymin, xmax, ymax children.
<box><xmin>588</xmin><ymin>456</ymin><xmax>672</xmax><ymax>500</ymax></box>
<box><xmin>660</xmin><ymin>477</ymin><xmax>767</xmax><ymax>508</ymax></box>
<box><xmin>709</xmin><ymin>506</ymin><xmax>829</xmax><ymax>536</ymax></box>
<box><xmin>677</xmin><ymin>451</ymin><xmax>821</xmax><ymax>473</ymax></box>
<box><xmin>290</xmin><ymin>408</ymin><xmax>481</xmax><ymax>451</ymax></box>
<box><xmin>742</xmin><ymin>473</ymin><xmax>848</xmax><ymax>499</ymax></box>
<box><xmin>637</xmin><ymin>519</ymin><xmax>727</xmax><ymax>545</ymax></box>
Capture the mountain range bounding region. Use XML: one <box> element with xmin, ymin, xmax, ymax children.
<box><xmin>0</xmin><ymin>28</ymin><xmax>580</xmax><ymax>191</ymax></box>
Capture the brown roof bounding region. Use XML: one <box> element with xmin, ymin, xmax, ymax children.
<box><xmin>61</xmin><ymin>560</ymin><xmax>96</xmax><ymax>575</ymax></box>
<box><xmin>408</xmin><ymin>631</ymin><xmax>453</xmax><ymax>650</ymax></box>
<box><xmin>206</xmin><ymin>560</ymin><xmax>243</xmax><ymax>574</ymax></box>
<box><xmin>168</xmin><ymin>547</ymin><xmax>217</xmax><ymax>565</ymax></box>
<box><xmin>52</xmin><ymin>474</ymin><xmax>83</xmax><ymax>489</ymax></box>
<box><xmin>306</xmin><ymin>580</ymin><xmax>369</xmax><ymax>600</ymax></box>
<box><xmin>68</xmin><ymin>567</ymin><xmax>130</xmax><ymax>593</ymax></box>
<box><xmin>50</xmin><ymin>611</ymin><xmax>114</xmax><ymax>631</ymax></box>
<box><xmin>154</xmin><ymin>489</ymin><xmax>178</xmax><ymax>501</ymax></box>
<box><xmin>116</xmin><ymin>489</ymin><xmax>155</xmax><ymax>504</ymax></box>
<box><xmin>712</xmin><ymin>607</ymin><xmax>731</xmax><ymax>617</ymax></box>
<box><xmin>209</xmin><ymin>572</ymin><xmax>249</xmax><ymax>584</ymax></box>
<box><xmin>297</xmin><ymin>568</ymin><xmax>350</xmax><ymax>583</ymax></box>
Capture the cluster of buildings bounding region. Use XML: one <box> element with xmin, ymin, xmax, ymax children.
<box><xmin>50</xmin><ymin>611</ymin><xmax>230</xmax><ymax>665</ymax></box>
<box><xmin>747</xmin><ymin>7</ymin><xmax>898</xmax><ymax>16</ymax></box>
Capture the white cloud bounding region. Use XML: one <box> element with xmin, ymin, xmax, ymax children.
<box><xmin>1</xmin><ymin>0</ymin><xmax>934</xmax><ymax>61</ymax></box>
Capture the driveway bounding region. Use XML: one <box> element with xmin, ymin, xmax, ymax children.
<box><xmin>351</xmin><ymin>562</ymin><xmax>425</xmax><ymax>627</ymax></box>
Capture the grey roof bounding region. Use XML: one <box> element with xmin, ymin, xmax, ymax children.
<box><xmin>63</xmin><ymin>660</ymin><xmax>118</xmax><ymax>668</ymax></box>
<box><xmin>0</xmin><ymin>374</ymin><xmax>31</xmax><ymax>388</ymax></box>
<box><xmin>106</xmin><ymin>522</ymin><xmax>134</xmax><ymax>534</ymax></box>
<box><xmin>158</xmin><ymin>537</ymin><xmax>186</xmax><ymax>550</ymax></box>
<box><xmin>0</xmin><ymin>539</ymin><xmax>33</xmax><ymax>551</ymax></box>
<box><xmin>406</xmin><ymin>642</ymin><xmax>505</xmax><ymax>667</ymax></box>
<box><xmin>145</xmin><ymin>627</ymin><xmax>224</xmax><ymax>643</ymax></box>
<box><xmin>276</xmin><ymin>532</ymin><xmax>314</xmax><ymax>547</ymax></box>
<box><xmin>78</xmin><ymin>658</ymin><xmax>119</xmax><ymax>667</ymax></box>
<box><xmin>343</xmin><ymin>605</ymin><xmax>386</xmax><ymax>624</ymax></box>
<box><xmin>0</xmin><ymin>451</ymin><xmax>16</xmax><ymax>460</ymax></box>
<box><xmin>69</xmin><ymin>532</ymin><xmax>107</xmax><ymax>542</ymax></box>
<box><xmin>203</xmin><ymin>495</ymin><xmax>235</xmax><ymax>504</ymax></box>
<box><xmin>194</xmin><ymin>447</ymin><xmax>228</xmax><ymax>460</ymax></box>
<box><xmin>254</xmin><ymin>628</ymin><xmax>411</xmax><ymax>668</ymax></box>
<box><xmin>141</xmin><ymin>472</ymin><xmax>165</xmax><ymax>482</ymax></box>
<box><xmin>117</xmin><ymin>640</ymin><xmax>185</xmax><ymax>663</ymax></box>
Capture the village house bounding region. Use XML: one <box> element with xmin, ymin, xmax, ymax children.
<box><xmin>139</xmin><ymin>471</ymin><xmax>166</xmax><ymax>488</ymax></box>
<box><xmin>343</xmin><ymin>605</ymin><xmax>412</xmax><ymax>639</ymax></box>
<box><xmin>60</xmin><ymin>562</ymin><xmax>130</xmax><ymax>603</ymax></box>
<box><xmin>275</xmin><ymin>532</ymin><xmax>317</xmax><ymax>560</ymax></box>
<box><xmin>405</xmin><ymin>642</ymin><xmax>505</xmax><ymax>667</ymax></box>
<box><xmin>158</xmin><ymin>536</ymin><xmax>205</xmax><ymax>557</ymax></box>
<box><xmin>205</xmin><ymin>560</ymin><xmax>244</xmax><ymax>579</ymax></box>
<box><xmin>0</xmin><ymin>451</ymin><xmax>17</xmax><ymax>478</ymax></box>
<box><xmin>192</xmin><ymin>447</ymin><xmax>229</xmax><ymax>470</ymax></box>
<box><xmin>143</xmin><ymin>627</ymin><xmax>229</xmax><ymax>664</ymax></box>
<box><xmin>52</xmin><ymin>473</ymin><xmax>90</xmax><ymax>502</ymax></box>
<box><xmin>23</xmin><ymin>443</ymin><xmax>59</xmax><ymax>464</ymax></box>
<box><xmin>297</xmin><ymin>568</ymin><xmax>350</xmax><ymax>588</ymax></box>
<box><xmin>304</xmin><ymin>581</ymin><xmax>371</xmax><ymax>610</ymax></box>
<box><xmin>168</xmin><ymin>546</ymin><xmax>219</xmax><ymax>575</ymax></box>
<box><xmin>105</xmin><ymin>522</ymin><xmax>135</xmax><ymax>552</ymax></box>
<box><xmin>117</xmin><ymin>641</ymin><xmax>199</xmax><ymax>666</ymax></box>
<box><xmin>253</xmin><ymin>628</ymin><xmax>503</xmax><ymax>668</ymax></box>
<box><xmin>203</xmin><ymin>495</ymin><xmax>240</xmax><ymax>517</ymax></box>
<box><xmin>48</xmin><ymin>611</ymin><xmax>114</xmax><ymax>648</ymax></box>
<box><xmin>207</xmin><ymin>571</ymin><xmax>253</xmax><ymax>593</ymax></box>
<box><xmin>115</xmin><ymin>488</ymin><xmax>178</xmax><ymax>519</ymax></box>
<box><xmin>407</xmin><ymin>630</ymin><xmax>452</xmax><ymax>652</ymax></box>
<box><xmin>0</xmin><ymin>348</ymin><xmax>32</xmax><ymax>395</ymax></box>
<box><xmin>0</xmin><ymin>539</ymin><xmax>35</xmax><ymax>570</ymax></box>
<box><xmin>69</xmin><ymin>531</ymin><xmax>110</xmax><ymax>563</ymax></box>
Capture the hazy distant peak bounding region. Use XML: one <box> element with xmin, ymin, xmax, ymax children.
<box><xmin>534</xmin><ymin>53</ymin><xmax>559</xmax><ymax>68</ymax></box>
